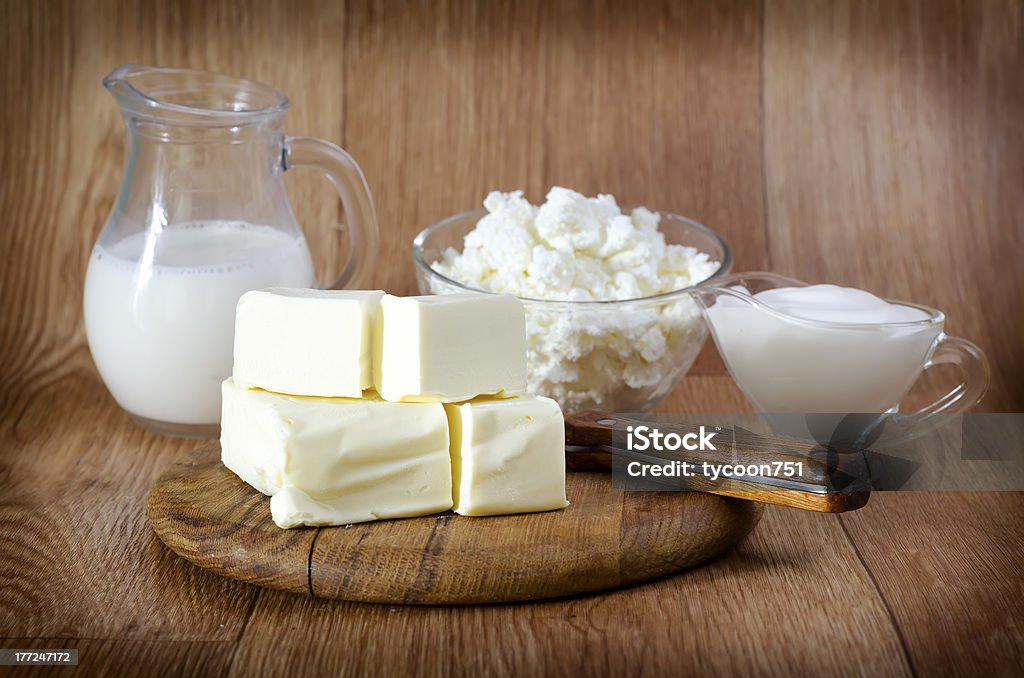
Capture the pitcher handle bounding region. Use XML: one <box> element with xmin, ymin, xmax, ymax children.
<box><xmin>895</xmin><ymin>333</ymin><xmax>990</xmax><ymax>432</ymax></box>
<box><xmin>283</xmin><ymin>136</ymin><xmax>380</xmax><ymax>289</ymax></box>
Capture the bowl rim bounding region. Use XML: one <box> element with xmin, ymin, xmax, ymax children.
<box><xmin>411</xmin><ymin>207</ymin><xmax>733</xmax><ymax>305</ymax></box>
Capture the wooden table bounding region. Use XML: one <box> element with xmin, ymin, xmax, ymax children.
<box><xmin>2</xmin><ymin>1</ymin><xmax>1021</xmax><ymax>675</ymax></box>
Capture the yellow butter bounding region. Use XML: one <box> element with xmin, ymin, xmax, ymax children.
<box><xmin>220</xmin><ymin>378</ymin><xmax>452</xmax><ymax>528</ymax></box>
<box><xmin>445</xmin><ymin>394</ymin><xmax>568</xmax><ymax>516</ymax></box>
<box><xmin>232</xmin><ymin>288</ymin><xmax>384</xmax><ymax>398</ymax></box>
<box><xmin>373</xmin><ymin>293</ymin><xmax>528</xmax><ymax>403</ymax></box>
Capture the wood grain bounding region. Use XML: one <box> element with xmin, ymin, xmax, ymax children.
<box><xmin>0</xmin><ymin>369</ymin><xmax>259</xmax><ymax>641</ymax></box>
<box><xmin>763</xmin><ymin>0</ymin><xmax>1024</xmax><ymax>412</ymax></box>
<box><xmin>839</xmin><ymin>492</ymin><xmax>1024</xmax><ymax>675</ymax></box>
<box><xmin>0</xmin><ymin>639</ymin><xmax>235</xmax><ymax>678</ymax></box>
<box><xmin>0</xmin><ymin>0</ymin><xmax>1021</xmax><ymax>674</ymax></box>
<box><xmin>229</xmin><ymin>504</ymin><xmax>912</xmax><ymax>677</ymax></box>
<box><xmin>147</xmin><ymin>444</ymin><xmax>762</xmax><ymax>604</ymax></box>
<box><xmin>762</xmin><ymin>4</ymin><xmax>1024</xmax><ymax>675</ymax></box>
<box><xmin>147</xmin><ymin>445</ymin><xmax>318</xmax><ymax>597</ymax></box>
<box><xmin>342</xmin><ymin>0</ymin><xmax>769</xmax><ymax>297</ymax></box>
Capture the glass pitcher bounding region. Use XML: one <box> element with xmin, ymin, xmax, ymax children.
<box><xmin>84</xmin><ymin>65</ymin><xmax>380</xmax><ymax>438</ymax></box>
<box><xmin>694</xmin><ymin>272</ymin><xmax>990</xmax><ymax>444</ymax></box>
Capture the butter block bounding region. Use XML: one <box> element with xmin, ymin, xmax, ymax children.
<box><xmin>220</xmin><ymin>378</ymin><xmax>452</xmax><ymax>528</ymax></box>
<box><xmin>233</xmin><ymin>288</ymin><xmax>384</xmax><ymax>398</ymax></box>
<box><xmin>445</xmin><ymin>394</ymin><xmax>568</xmax><ymax>516</ymax></box>
<box><xmin>374</xmin><ymin>293</ymin><xmax>528</xmax><ymax>402</ymax></box>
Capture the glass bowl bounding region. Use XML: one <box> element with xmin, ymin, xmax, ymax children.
<box><xmin>412</xmin><ymin>209</ymin><xmax>732</xmax><ymax>412</ymax></box>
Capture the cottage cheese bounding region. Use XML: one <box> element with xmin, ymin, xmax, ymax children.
<box><xmin>432</xmin><ymin>187</ymin><xmax>721</xmax><ymax>411</ymax></box>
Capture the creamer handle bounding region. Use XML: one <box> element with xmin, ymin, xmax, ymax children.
<box><xmin>905</xmin><ymin>334</ymin><xmax>990</xmax><ymax>423</ymax></box>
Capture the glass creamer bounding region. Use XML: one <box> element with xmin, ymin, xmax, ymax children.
<box><xmin>695</xmin><ymin>272</ymin><xmax>989</xmax><ymax>444</ymax></box>
<box><xmin>84</xmin><ymin>65</ymin><xmax>379</xmax><ymax>437</ymax></box>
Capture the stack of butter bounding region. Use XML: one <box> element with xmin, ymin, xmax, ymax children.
<box><xmin>220</xmin><ymin>289</ymin><xmax>568</xmax><ymax>529</ymax></box>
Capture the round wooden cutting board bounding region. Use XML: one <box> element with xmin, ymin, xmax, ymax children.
<box><xmin>148</xmin><ymin>444</ymin><xmax>763</xmax><ymax>605</ymax></box>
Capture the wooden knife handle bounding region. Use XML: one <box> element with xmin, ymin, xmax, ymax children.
<box><xmin>564</xmin><ymin>411</ymin><xmax>870</xmax><ymax>513</ymax></box>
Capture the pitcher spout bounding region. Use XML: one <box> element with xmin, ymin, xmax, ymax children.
<box><xmin>102</xmin><ymin>64</ymin><xmax>142</xmax><ymax>104</ymax></box>
<box><xmin>103</xmin><ymin>64</ymin><xmax>288</xmax><ymax>126</ymax></box>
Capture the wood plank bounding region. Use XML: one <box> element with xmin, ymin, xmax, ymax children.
<box><xmin>342</xmin><ymin>0</ymin><xmax>769</xmax><ymax>299</ymax></box>
<box><xmin>763</xmin><ymin>0</ymin><xmax>1024</xmax><ymax>412</ymax></box>
<box><xmin>0</xmin><ymin>638</ymin><xmax>235</xmax><ymax>678</ymax></box>
<box><xmin>839</xmin><ymin>492</ymin><xmax>1024</xmax><ymax>674</ymax></box>
<box><xmin>764</xmin><ymin>3</ymin><xmax>1024</xmax><ymax>674</ymax></box>
<box><xmin>229</xmin><ymin>505</ymin><xmax>910</xmax><ymax>676</ymax></box>
<box><xmin>0</xmin><ymin>0</ymin><xmax>81</xmax><ymax>398</ymax></box>
<box><xmin>0</xmin><ymin>370</ymin><xmax>258</xmax><ymax>640</ymax></box>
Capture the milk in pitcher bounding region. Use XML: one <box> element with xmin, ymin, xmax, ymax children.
<box><xmin>84</xmin><ymin>221</ymin><xmax>315</xmax><ymax>427</ymax></box>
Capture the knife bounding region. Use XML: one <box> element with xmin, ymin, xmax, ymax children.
<box><xmin>564</xmin><ymin>411</ymin><xmax>871</xmax><ymax>513</ymax></box>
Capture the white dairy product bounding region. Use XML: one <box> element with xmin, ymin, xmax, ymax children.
<box><xmin>233</xmin><ymin>288</ymin><xmax>384</xmax><ymax>398</ymax></box>
<box><xmin>373</xmin><ymin>293</ymin><xmax>528</xmax><ymax>403</ymax></box>
<box><xmin>432</xmin><ymin>187</ymin><xmax>721</xmax><ymax>411</ymax></box>
<box><xmin>445</xmin><ymin>394</ymin><xmax>568</xmax><ymax>516</ymax></box>
<box><xmin>220</xmin><ymin>379</ymin><xmax>452</xmax><ymax>528</ymax></box>
<box><xmin>746</xmin><ymin>285</ymin><xmax>931</xmax><ymax>324</ymax></box>
<box><xmin>706</xmin><ymin>284</ymin><xmax>940</xmax><ymax>413</ymax></box>
<box><xmin>84</xmin><ymin>221</ymin><xmax>314</xmax><ymax>425</ymax></box>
